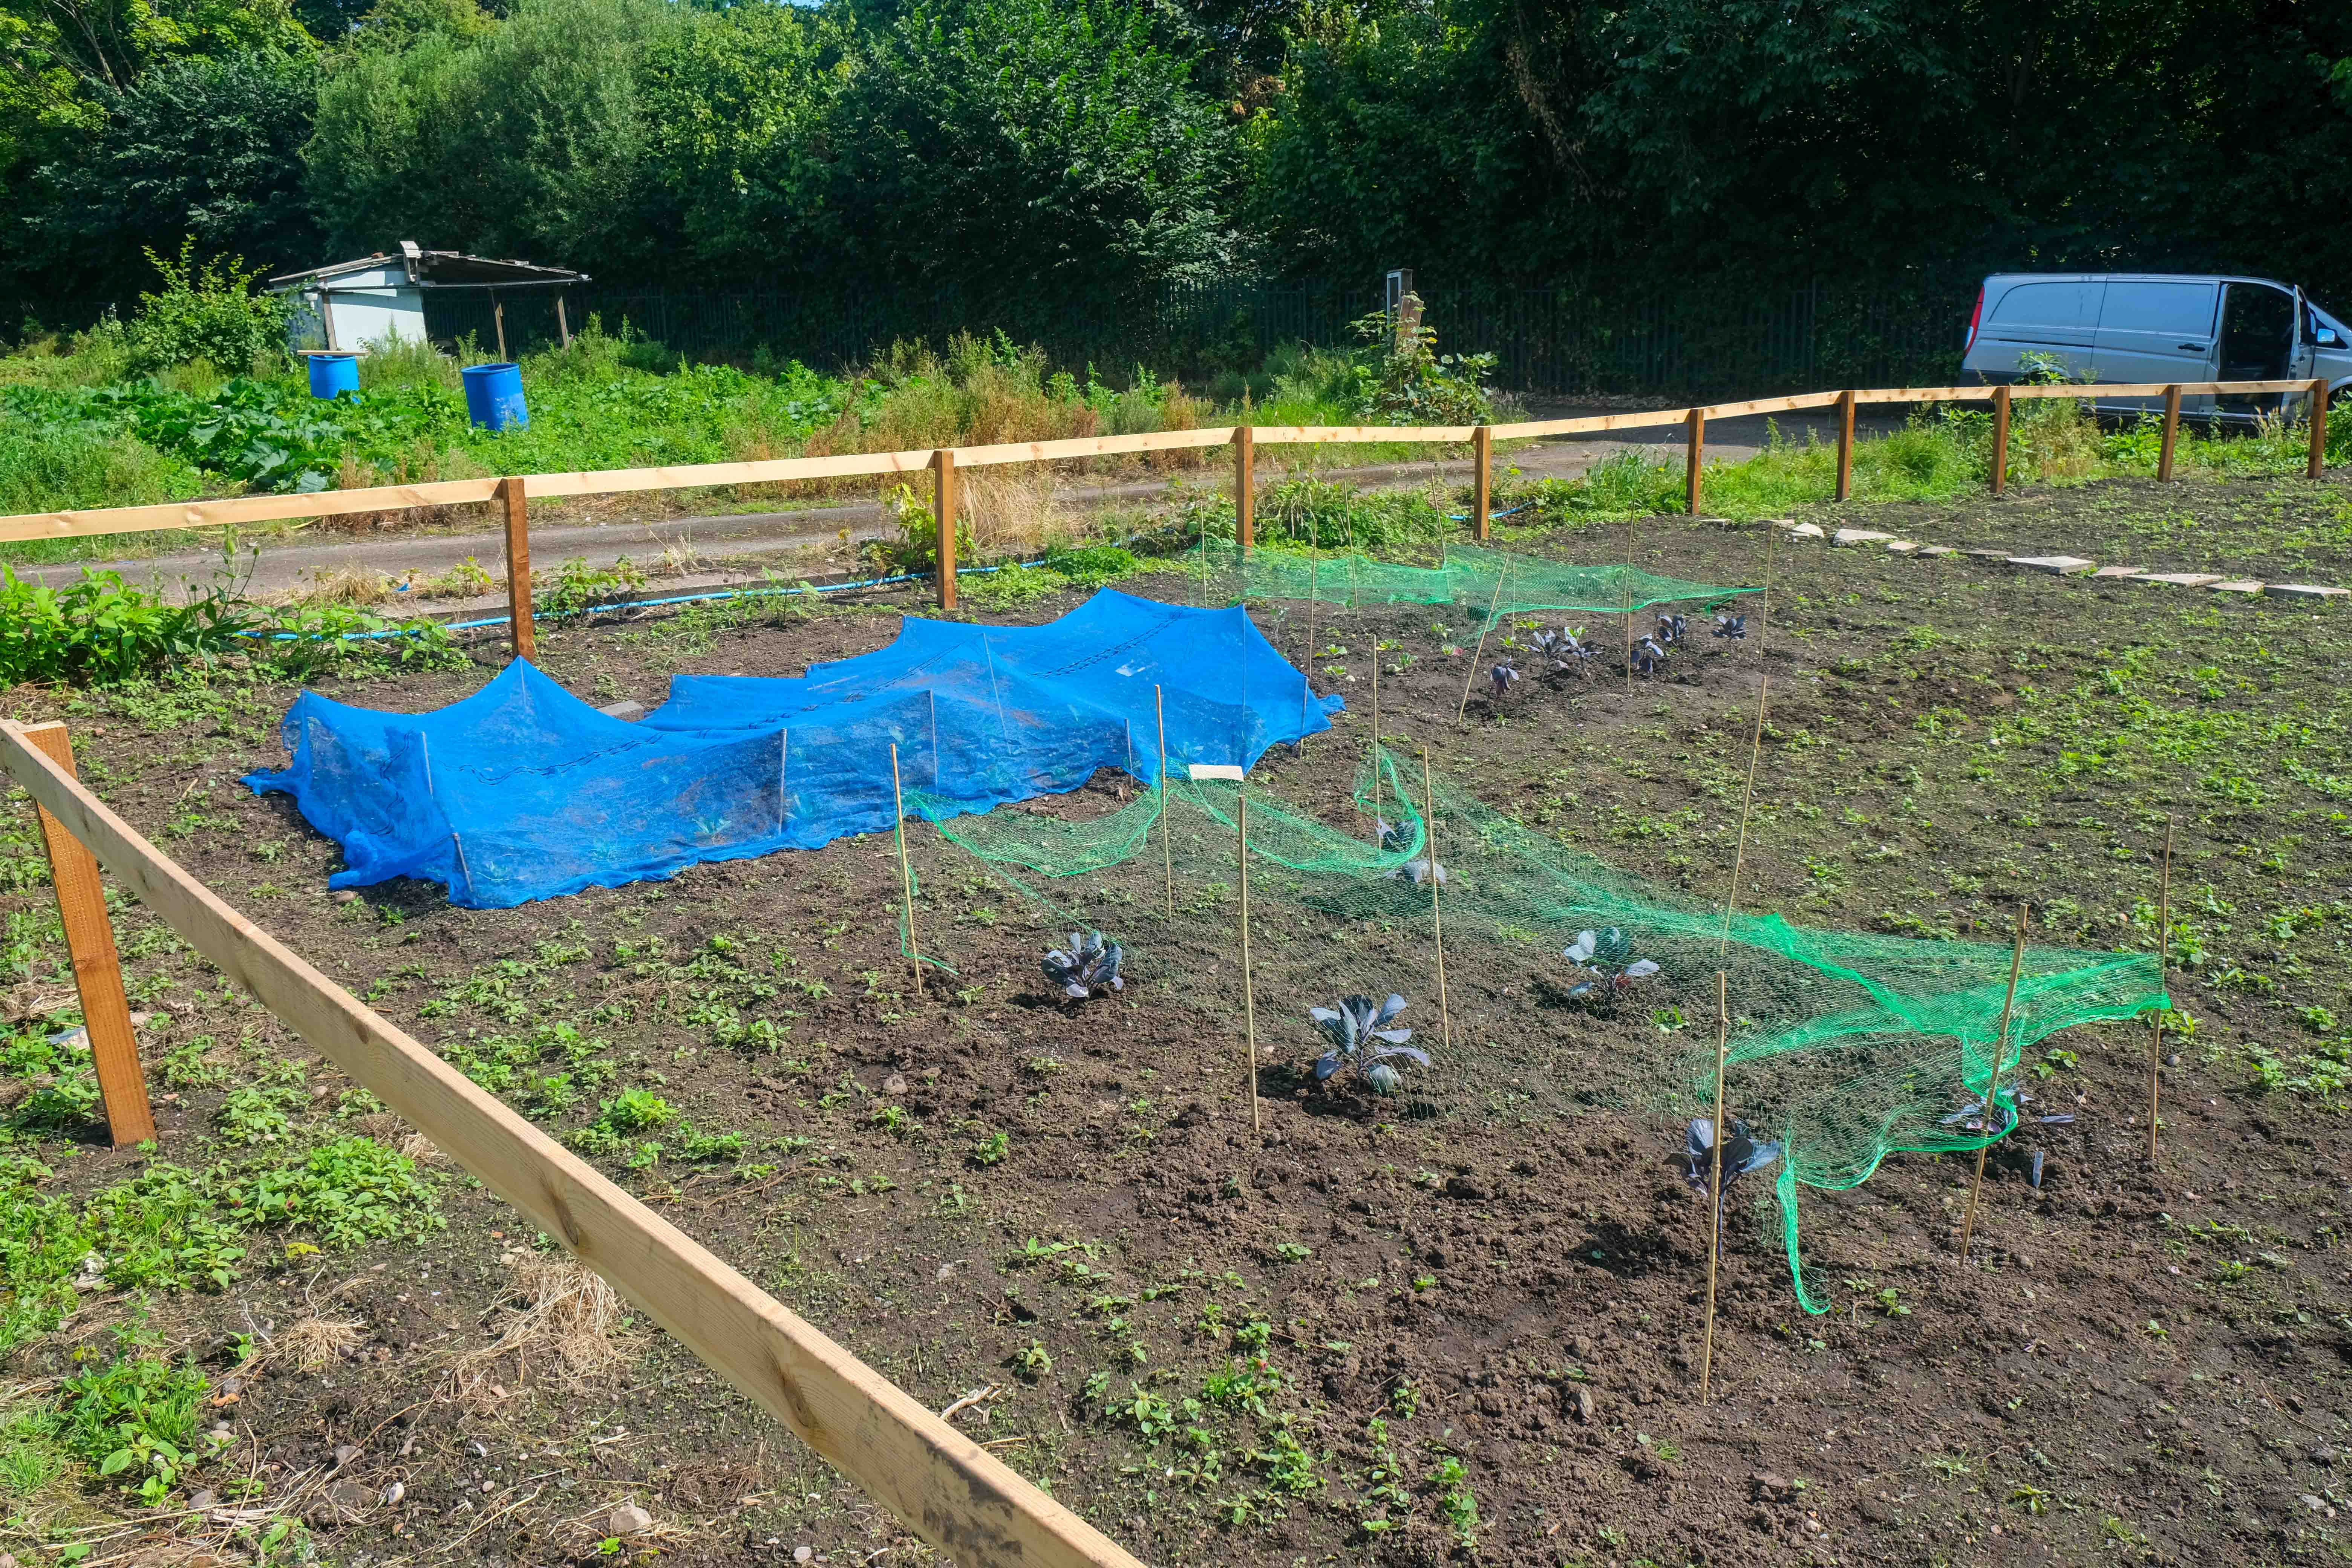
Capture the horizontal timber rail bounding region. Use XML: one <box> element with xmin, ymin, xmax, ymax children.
<box><xmin>0</xmin><ymin>718</ymin><xmax>1149</xmax><ymax>1568</ymax></box>
<box><xmin>0</xmin><ymin>375</ymin><xmax>2330</xmax><ymax>623</ymax></box>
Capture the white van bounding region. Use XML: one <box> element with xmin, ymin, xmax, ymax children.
<box><xmin>1961</xmin><ymin>273</ymin><xmax>2352</xmax><ymax>423</ymax></box>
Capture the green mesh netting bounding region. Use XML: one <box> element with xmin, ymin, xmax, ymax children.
<box><xmin>916</xmin><ymin>748</ymin><xmax>2165</xmax><ymax>1312</ymax></box>
<box><xmin>1180</xmin><ymin>542</ymin><xmax>1759</xmax><ymax>616</ymax></box>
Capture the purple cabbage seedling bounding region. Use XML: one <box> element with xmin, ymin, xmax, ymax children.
<box><xmin>1712</xmin><ymin>614</ymin><xmax>1747</xmax><ymax>640</ymax></box>
<box><xmin>1309</xmin><ymin>993</ymin><xmax>1428</xmax><ymax>1095</ymax></box>
<box><xmin>1655</xmin><ymin>613</ymin><xmax>1688</xmax><ymax>647</ymax></box>
<box><xmin>1488</xmin><ymin>660</ymin><xmax>1520</xmax><ymax>700</ymax></box>
<box><xmin>1561</xmin><ymin>927</ymin><xmax>1659</xmax><ymax>1000</ymax></box>
<box><xmin>1042</xmin><ymin>930</ymin><xmax>1124</xmax><ymax>1000</ymax></box>
<box><xmin>1531</xmin><ymin>628</ymin><xmax>1596</xmax><ymax>675</ymax></box>
<box><xmin>1375</xmin><ymin>818</ymin><xmax>1445</xmax><ymax>886</ymax></box>
<box><xmin>1629</xmin><ymin>635</ymin><xmax>1671</xmax><ymax>676</ymax></box>
<box><xmin>1677</xmin><ymin>1116</ymin><xmax>1782</xmax><ymax>1207</ymax></box>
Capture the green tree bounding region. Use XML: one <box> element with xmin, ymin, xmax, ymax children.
<box><xmin>834</xmin><ymin>0</ymin><xmax>1240</xmax><ymax>299</ymax></box>
<box><xmin>638</xmin><ymin>1</ymin><xmax>849</xmax><ymax>280</ymax></box>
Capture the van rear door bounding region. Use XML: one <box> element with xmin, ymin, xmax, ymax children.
<box><xmin>2091</xmin><ymin>279</ymin><xmax>2219</xmax><ymax>416</ymax></box>
<box><xmin>1965</xmin><ymin>277</ymin><xmax>2104</xmax><ymax>382</ymax></box>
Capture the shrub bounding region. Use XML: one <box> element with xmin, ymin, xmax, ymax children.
<box><xmin>0</xmin><ymin>568</ymin><xmax>256</xmax><ymax>687</ymax></box>
<box><xmin>122</xmin><ymin>240</ymin><xmax>291</xmax><ymax>378</ymax></box>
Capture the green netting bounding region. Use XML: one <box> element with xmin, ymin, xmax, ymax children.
<box><xmin>1182</xmin><ymin>542</ymin><xmax>1759</xmax><ymax>616</ymax></box>
<box><xmin>917</xmin><ymin>748</ymin><xmax>2165</xmax><ymax>1312</ymax></box>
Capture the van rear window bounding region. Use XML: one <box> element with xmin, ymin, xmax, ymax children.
<box><xmin>1985</xmin><ymin>280</ymin><xmax>2102</xmax><ymax>331</ymax></box>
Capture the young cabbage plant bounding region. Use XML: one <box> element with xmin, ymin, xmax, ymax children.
<box><xmin>1655</xmin><ymin>613</ymin><xmax>1688</xmax><ymax>647</ymax></box>
<box><xmin>1375</xmin><ymin>818</ymin><xmax>1445</xmax><ymax>886</ymax></box>
<box><xmin>1712</xmin><ymin>614</ymin><xmax>1747</xmax><ymax>640</ymax></box>
<box><xmin>1309</xmin><ymin>993</ymin><xmax>1427</xmax><ymax>1095</ymax></box>
<box><xmin>1531</xmin><ymin>628</ymin><xmax>1596</xmax><ymax>675</ymax></box>
<box><xmin>1488</xmin><ymin>660</ymin><xmax>1521</xmax><ymax>700</ymax></box>
<box><xmin>1561</xmin><ymin>927</ymin><xmax>1658</xmax><ymax>999</ymax></box>
<box><xmin>1677</xmin><ymin>1116</ymin><xmax>1783</xmax><ymax>1205</ymax></box>
<box><xmin>1629</xmin><ymin>635</ymin><xmax>1671</xmax><ymax>676</ymax></box>
<box><xmin>1042</xmin><ymin>930</ymin><xmax>1124</xmax><ymax>1000</ymax></box>
<box><xmin>1941</xmin><ymin>1085</ymin><xmax>2072</xmax><ymax>1186</ymax></box>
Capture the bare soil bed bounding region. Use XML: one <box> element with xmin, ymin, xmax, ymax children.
<box><xmin>4</xmin><ymin>470</ymin><xmax>2351</xmax><ymax>1568</ymax></box>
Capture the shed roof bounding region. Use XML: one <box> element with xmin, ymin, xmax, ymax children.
<box><xmin>269</xmin><ymin>242</ymin><xmax>589</xmax><ymax>292</ymax></box>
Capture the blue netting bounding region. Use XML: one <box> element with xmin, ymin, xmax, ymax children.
<box><xmin>245</xmin><ymin>589</ymin><xmax>1343</xmax><ymax>909</ymax></box>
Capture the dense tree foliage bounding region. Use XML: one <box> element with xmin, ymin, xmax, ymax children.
<box><xmin>3</xmin><ymin>0</ymin><xmax>2349</xmax><ymax>314</ymax></box>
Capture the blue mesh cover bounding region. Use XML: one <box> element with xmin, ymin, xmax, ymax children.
<box><xmin>245</xmin><ymin>590</ymin><xmax>1343</xmax><ymax>909</ymax></box>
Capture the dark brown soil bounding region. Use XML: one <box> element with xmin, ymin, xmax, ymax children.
<box><xmin>5</xmin><ymin>473</ymin><xmax>2351</xmax><ymax>1568</ymax></box>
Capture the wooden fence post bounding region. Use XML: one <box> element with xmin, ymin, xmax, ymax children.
<box><xmin>934</xmin><ymin>449</ymin><xmax>958</xmax><ymax>611</ymax></box>
<box><xmin>499</xmin><ymin>476</ymin><xmax>533</xmax><ymax>661</ymax></box>
<box><xmin>2311</xmin><ymin>379</ymin><xmax>2331</xmax><ymax>479</ymax></box>
<box><xmin>1685</xmin><ymin>407</ymin><xmax>1705</xmax><ymax>516</ymax></box>
<box><xmin>20</xmin><ymin>721</ymin><xmax>155</xmax><ymax>1147</ymax></box>
<box><xmin>1834</xmin><ymin>389</ymin><xmax>1856</xmax><ymax>502</ymax></box>
<box><xmin>1472</xmin><ymin>424</ymin><xmax>1493</xmax><ymax>540</ymax></box>
<box><xmin>1234</xmin><ymin>424</ymin><xmax>1254</xmax><ymax>553</ymax></box>
<box><xmin>1991</xmin><ymin>385</ymin><xmax>2012</xmax><ymax>497</ymax></box>
<box><xmin>493</xmin><ymin>294</ymin><xmax>507</xmax><ymax>361</ymax></box>
<box><xmin>2157</xmin><ymin>384</ymin><xmax>2182</xmax><ymax>482</ymax></box>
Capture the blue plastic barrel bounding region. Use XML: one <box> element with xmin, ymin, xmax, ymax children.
<box><xmin>461</xmin><ymin>362</ymin><xmax>529</xmax><ymax>431</ymax></box>
<box><xmin>308</xmin><ymin>354</ymin><xmax>360</xmax><ymax>400</ymax></box>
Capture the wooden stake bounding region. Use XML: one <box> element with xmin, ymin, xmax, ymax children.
<box><xmin>499</xmin><ymin>475</ymin><xmax>533</xmax><ymax>661</ymax></box>
<box><xmin>20</xmin><ymin>721</ymin><xmax>154</xmax><ymax>1147</ymax></box>
<box><xmin>2309</xmin><ymin>378</ymin><xmax>2330</xmax><ymax>479</ymax></box>
<box><xmin>1234</xmin><ymin>424</ymin><xmax>1255</xmax><ymax>553</ymax></box>
<box><xmin>1367</xmin><ymin>646</ymin><xmax>1381</xmax><ymax>817</ymax></box>
<box><xmin>1236</xmin><ymin>773</ymin><xmax>1260</xmax><ymax>1133</ymax></box>
<box><xmin>493</xmin><ymin>294</ymin><xmax>507</xmax><ymax>361</ymax></box>
<box><xmin>1455</xmin><ymin>560</ymin><xmax>1509</xmax><ymax>724</ymax></box>
<box><xmin>1834</xmin><ymin>389</ymin><xmax>1856</xmax><ymax>502</ymax></box>
<box><xmin>555</xmin><ymin>293</ymin><xmax>570</xmax><ymax>349</ymax></box>
<box><xmin>1718</xmin><ymin>525</ymin><xmax>1776</xmax><ymax>957</ymax></box>
<box><xmin>2158</xmin><ymin>384</ymin><xmax>2182</xmax><ymax>481</ymax></box>
<box><xmin>1155</xmin><ymin>686</ymin><xmax>1173</xmax><ymax>922</ymax></box>
<box><xmin>1685</xmin><ymin>407</ymin><xmax>1706</xmax><ymax>516</ymax></box>
<box><xmin>1991</xmin><ymin>385</ymin><xmax>2012</xmax><ymax>497</ymax></box>
<box><xmin>1623</xmin><ymin>514</ymin><xmax>1637</xmax><ymax>695</ymax></box>
<box><xmin>2147</xmin><ymin>819</ymin><xmax>2173</xmax><ymax>1162</ymax></box>
<box><xmin>1958</xmin><ymin>906</ymin><xmax>2031</xmax><ymax>1259</ymax></box>
<box><xmin>1472</xmin><ymin>425</ymin><xmax>1493</xmax><ymax>540</ymax></box>
<box><xmin>777</xmin><ymin>730</ymin><xmax>788</xmax><ymax>835</ymax></box>
<box><xmin>1701</xmin><ymin>969</ymin><xmax>1729</xmax><ymax>1405</ymax></box>
<box><xmin>1299</xmin><ymin>554</ymin><xmax>1318</xmax><ymax>736</ymax></box>
<box><xmin>889</xmin><ymin>744</ymin><xmax>922</xmax><ymax>995</ymax></box>
<box><xmin>933</xmin><ymin>450</ymin><xmax>958</xmax><ymax>611</ymax></box>
<box><xmin>1419</xmin><ymin>751</ymin><xmax>1452</xmax><ymax>1054</ymax></box>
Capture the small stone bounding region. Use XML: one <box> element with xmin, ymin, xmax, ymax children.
<box><xmin>1831</xmin><ymin>528</ymin><xmax>1896</xmax><ymax>547</ymax></box>
<box><xmin>481</xmin><ymin>1479</ymin><xmax>496</xmax><ymax>1493</ymax></box>
<box><xmin>383</xmin><ymin>1481</ymin><xmax>406</xmax><ymax>1506</ymax></box>
<box><xmin>882</xmin><ymin>1073</ymin><xmax>908</xmax><ymax>1095</ymax></box>
<box><xmin>1570</xmin><ymin>1385</ymin><xmax>1595</xmax><ymax>1423</ymax></box>
<box><xmin>611</xmin><ymin>1504</ymin><xmax>654</xmax><ymax>1536</ymax></box>
<box><xmin>2006</xmin><ymin>554</ymin><xmax>2096</xmax><ymax>576</ymax></box>
<box><xmin>596</xmin><ymin>700</ymin><xmax>647</xmax><ymax>722</ymax></box>
<box><xmin>2313</xmin><ymin>1443</ymin><xmax>2342</xmax><ymax>1467</ymax></box>
<box><xmin>332</xmin><ymin>890</ymin><xmax>358</xmax><ymax>904</ymax></box>
<box><xmin>470</xmin><ymin>1440</ymin><xmax>489</xmax><ymax>1458</ymax></box>
<box><xmin>1752</xmin><ymin>1471</ymin><xmax>1797</xmax><ymax>1503</ymax></box>
<box><xmin>794</xmin><ymin>1550</ymin><xmax>814</xmax><ymax>1565</ymax></box>
<box><xmin>187</xmin><ymin>1488</ymin><xmax>218</xmax><ymax>1511</ymax></box>
<box><xmin>1788</xmin><ymin>522</ymin><xmax>1826</xmax><ymax>540</ymax></box>
<box><xmin>1883</xmin><ymin>540</ymin><xmax>1919</xmax><ymax>554</ymax></box>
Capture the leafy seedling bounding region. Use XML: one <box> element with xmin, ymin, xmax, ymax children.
<box><xmin>1561</xmin><ymin>927</ymin><xmax>1659</xmax><ymax>1000</ymax></box>
<box><xmin>1042</xmin><ymin>930</ymin><xmax>1124</xmax><ymax>1000</ymax></box>
<box><xmin>1375</xmin><ymin>820</ymin><xmax>1444</xmax><ymax>886</ymax></box>
<box><xmin>1655</xmin><ymin>613</ymin><xmax>1688</xmax><ymax>646</ymax></box>
<box><xmin>1677</xmin><ymin>1116</ymin><xmax>1783</xmax><ymax>1210</ymax></box>
<box><xmin>1487</xmin><ymin>660</ymin><xmax>1520</xmax><ymax>700</ymax></box>
<box><xmin>1630</xmin><ymin>635</ymin><xmax>1671</xmax><ymax>675</ymax></box>
<box><xmin>1530</xmin><ymin>628</ymin><xmax>1597</xmax><ymax>675</ymax></box>
<box><xmin>1712</xmin><ymin>614</ymin><xmax>1747</xmax><ymax>640</ymax></box>
<box><xmin>1309</xmin><ymin>994</ymin><xmax>1428</xmax><ymax>1095</ymax></box>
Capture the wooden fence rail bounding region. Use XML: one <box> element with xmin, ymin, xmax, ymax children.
<box><xmin>0</xmin><ymin>377</ymin><xmax>2331</xmax><ymax>648</ymax></box>
<box><xmin>0</xmin><ymin>718</ymin><xmax>1148</xmax><ymax>1568</ymax></box>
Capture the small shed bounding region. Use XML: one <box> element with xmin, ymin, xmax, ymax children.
<box><xmin>268</xmin><ymin>242</ymin><xmax>591</xmax><ymax>359</ymax></box>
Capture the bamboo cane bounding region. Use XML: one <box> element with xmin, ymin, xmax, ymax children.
<box><xmin>1237</xmin><ymin>773</ymin><xmax>1259</xmax><ymax>1133</ymax></box>
<box><xmin>1701</xmin><ymin>969</ymin><xmax>1729</xmax><ymax>1405</ymax></box>
<box><xmin>2147</xmin><ymin>819</ymin><xmax>2173</xmax><ymax>1163</ymax></box>
<box><xmin>1717</xmin><ymin>524</ymin><xmax>1777</xmax><ymax>957</ymax></box>
<box><xmin>889</xmin><ymin>743</ymin><xmax>921</xmax><ymax>995</ymax></box>
<box><xmin>1156</xmin><ymin>686</ymin><xmax>1173</xmax><ymax>922</ymax></box>
<box><xmin>1420</xmin><ymin>750</ymin><xmax>1453</xmax><ymax>1053</ymax></box>
<box><xmin>1623</xmin><ymin>514</ymin><xmax>1637</xmax><ymax>693</ymax></box>
<box><xmin>1368</xmin><ymin>648</ymin><xmax>1381</xmax><ymax>818</ymax></box>
<box><xmin>1455</xmin><ymin>562</ymin><xmax>1510</xmax><ymax>725</ymax></box>
<box><xmin>1958</xmin><ymin>906</ymin><xmax>2031</xmax><ymax>1258</ymax></box>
